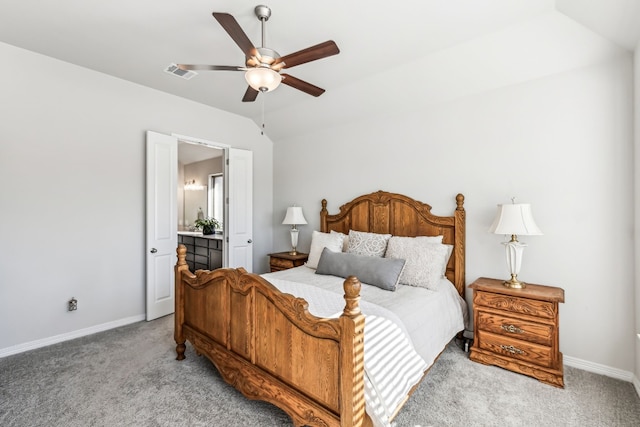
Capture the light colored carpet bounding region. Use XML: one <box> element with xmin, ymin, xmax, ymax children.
<box><xmin>1</xmin><ymin>315</ymin><xmax>639</xmax><ymax>426</ymax></box>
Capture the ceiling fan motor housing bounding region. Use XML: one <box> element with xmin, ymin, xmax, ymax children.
<box><xmin>254</xmin><ymin>5</ymin><xmax>271</xmax><ymax>21</ymax></box>
<box><xmin>246</xmin><ymin>47</ymin><xmax>281</xmax><ymax>68</ymax></box>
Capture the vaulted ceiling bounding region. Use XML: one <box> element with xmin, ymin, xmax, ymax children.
<box><xmin>1</xmin><ymin>1</ymin><xmax>638</xmax><ymax>141</ymax></box>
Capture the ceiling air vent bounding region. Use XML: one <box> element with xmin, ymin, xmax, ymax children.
<box><xmin>164</xmin><ymin>64</ymin><xmax>197</xmax><ymax>80</ymax></box>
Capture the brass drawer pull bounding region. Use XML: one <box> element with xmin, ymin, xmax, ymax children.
<box><xmin>500</xmin><ymin>344</ymin><xmax>524</xmax><ymax>355</ymax></box>
<box><xmin>501</xmin><ymin>324</ymin><xmax>524</xmax><ymax>334</ymax></box>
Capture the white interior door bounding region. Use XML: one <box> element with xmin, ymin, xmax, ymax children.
<box><xmin>145</xmin><ymin>131</ymin><xmax>177</xmax><ymax>321</ymax></box>
<box><xmin>227</xmin><ymin>148</ymin><xmax>253</xmax><ymax>271</ymax></box>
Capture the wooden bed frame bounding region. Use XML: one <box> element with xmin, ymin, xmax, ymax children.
<box><xmin>174</xmin><ymin>191</ymin><xmax>465</xmax><ymax>427</ymax></box>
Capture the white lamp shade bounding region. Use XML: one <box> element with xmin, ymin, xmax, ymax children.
<box><xmin>282</xmin><ymin>206</ymin><xmax>307</xmax><ymax>225</ymax></box>
<box><xmin>245</xmin><ymin>67</ymin><xmax>282</xmax><ymax>92</ymax></box>
<box><xmin>489</xmin><ymin>203</ymin><xmax>542</xmax><ymax>236</ymax></box>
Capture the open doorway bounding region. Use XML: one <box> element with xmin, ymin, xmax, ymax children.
<box><xmin>177</xmin><ymin>141</ymin><xmax>224</xmax><ymax>271</ymax></box>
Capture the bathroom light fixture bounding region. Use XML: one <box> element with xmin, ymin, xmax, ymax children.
<box><xmin>489</xmin><ymin>198</ymin><xmax>543</xmax><ymax>289</ymax></box>
<box><xmin>184</xmin><ymin>180</ymin><xmax>206</xmax><ymax>191</ymax></box>
<box><xmin>282</xmin><ymin>206</ymin><xmax>307</xmax><ymax>255</ymax></box>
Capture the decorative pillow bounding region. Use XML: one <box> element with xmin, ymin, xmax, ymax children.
<box><xmin>396</xmin><ymin>235</ymin><xmax>451</xmax><ymax>276</ymax></box>
<box><xmin>346</xmin><ymin>230</ymin><xmax>392</xmax><ymax>257</ymax></box>
<box><xmin>315</xmin><ymin>248</ymin><xmax>405</xmax><ymax>291</ymax></box>
<box><xmin>416</xmin><ymin>235</ymin><xmax>444</xmax><ymax>243</ymax></box>
<box><xmin>385</xmin><ymin>236</ymin><xmax>451</xmax><ymax>290</ymax></box>
<box><xmin>330</xmin><ymin>230</ymin><xmax>349</xmax><ymax>252</ymax></box>
<box><xmin>306</xmin><ymin>230</ymin><xmax>345</xmax><ymax>269</ymax></box>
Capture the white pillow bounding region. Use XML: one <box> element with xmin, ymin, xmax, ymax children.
<box><xmin>385</xmin><ymin>236</ymin><xmax>451</xmax><ymax>290</ymax></box>
<box><xmin>410</xmin><ymin>236</ymin><xmax>451</xmax><ymax>276</ymax></box>
<box><xmin>416</xmin><ymin>235</ymin><xmax>444</xmax><ymax>243</ymax></box>
<box><xmin>307</xmin><ymin>230</ymin><xmax>345</xmax><ymax>269</ymax></box>
<box><xmin>330</xmin><ymin>230</ymin><xmax>349</xmax><ymax>252</ymax></box>
<box><xmin>346</xmin><ymin>230</ymin><xmax>392</xmax><ymax>257</ymax></box>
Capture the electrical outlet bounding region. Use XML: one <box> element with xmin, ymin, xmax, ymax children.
<box><xmin>68</xmin><ymin>297</ymin><xmax>77</xmax><ymax>311</ymax></box>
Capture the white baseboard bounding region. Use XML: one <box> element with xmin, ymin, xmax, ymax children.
<box><xmin>0</xmin><ymin>314</ymin><xmax>145</xmax><ymax>358</ymax></box>
<box><xmin>564</xmin><ymin>354</ymin><xmax>634</xmax><ymax>382</ymax></box>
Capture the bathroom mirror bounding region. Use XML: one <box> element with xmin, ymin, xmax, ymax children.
<box><xmin>178</xmin><ymin>142</ymin><xmax>224</xmax><ymax>230</ymax></box>
<box><xmin>184</xmin><ymin>182</ymin><xmax>207</xmax><ymax>227</ymax></box>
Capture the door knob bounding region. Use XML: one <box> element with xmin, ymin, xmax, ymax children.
<box><xmin>247</xmin><ymin>239</ymin><xmax>252</xmax><ymax>243</ymax></box>
<box><xmin>150</xmin><ymin>248</ymin><xmax>158</xmax><ymax>253</ymax></box>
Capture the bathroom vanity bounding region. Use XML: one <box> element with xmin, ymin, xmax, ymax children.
<box><xmin>177</xmin><ymin>232</ymin><xmax>223</xmax><ymax>271</ymax></box>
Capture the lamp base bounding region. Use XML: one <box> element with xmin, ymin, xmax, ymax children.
<box><xmin>501</xmin><ymin>239</ymin><xmax>527</xmax><ymax>289</ymax></box>
<box><xmin>289</xmin><ymin>228</ymin><xmax>299</xmax><ymax>257</ymax></box>
<box><xmin>503</xmin><ymin>275</ymin><xmax>526</xmax><ymax>289</ymax></box>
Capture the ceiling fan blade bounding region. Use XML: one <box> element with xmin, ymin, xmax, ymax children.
<box><xmin>177</xmin><ymin>64</ymin><xmax>246</xmax><ymax>71</ymax></box>
<box><xmin>280</xmin><ymin>74</ymin><xmax>325</xmax><ymax>97</ymax></box>
<box><xmin>213</xmin><ymin>12</ymin><xmax>258</xmax><ymax>59</ymax></box>
<box><xmin>274</xmin><ymin>41</ymin><xmax>340</xmax><ymax>69</ymax></box>
<box><xmin>242</xmin><ymin>86</ymin><xmax>259</xmax><ymax>102</ymax></box>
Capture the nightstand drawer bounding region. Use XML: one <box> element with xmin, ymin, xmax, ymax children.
<box><xmin>268</xmin><ymin>252</ymin><xmax>308</xmax><ymax>272</ymax></box>
<box><xmin>270</xmin><ymin>257</ymin><xmax>295</xmax><ymax>269</ymax></box>
<box><xmin>476</xmin><ymin>311</ymin><xmax>553</xmax><ymax>346</ymax></box>
<box><xmin>474</xmin><ymin>291</ymin><xmax>556</xmax><ymax>320</ymax></box>
<box><xmin>477</xmin><ymin>330</ymin><xmax>553</xmax><ymax>368</ymax></box>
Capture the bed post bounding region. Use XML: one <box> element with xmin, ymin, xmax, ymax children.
<box><xmin>339</xmin><ymin>276</ymin><xmax>368</xmax><ymax>427</ymax></box>
<box><xmin>174</xmin><ymin>244</ymin><xmax>189</xmax><ymax>361</ymax></box>
<box><xmin>454</xmin><ymin>193</ymin><xmax>466</xmax><ymax>296</ymax></box>
<box><xmin>320</xmin><ymin>199</ymin><xmax>328</xmax><ymax>232</ymax></box>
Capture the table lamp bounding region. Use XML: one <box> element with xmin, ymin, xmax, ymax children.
<box><xmin>489</xmin><ymin>199</ymin><xmax>543</xmax><ymax>289</ymax></box>
<box><xmin>282</xmin><ymin>206</ymin><xmax>307</xmax><ymax>255</ymax></box>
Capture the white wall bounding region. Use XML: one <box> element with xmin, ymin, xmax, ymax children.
<box><xmin>0</xmin><ymin>42</ymin><xmax>273</xmax><ymax>353</ymax></box>
<box><xmin>274</xmin><ymin>54</ymin><xmax>636</xmax><ymax>373</ymax></box>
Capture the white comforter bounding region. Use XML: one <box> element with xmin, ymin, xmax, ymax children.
<box><xmin>262</xmin><ymin>266</ymin><xmax>467</xmax><ymax>426</ymax></box>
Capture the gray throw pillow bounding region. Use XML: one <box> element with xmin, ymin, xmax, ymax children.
<box><xmin>315</xmin><ymin>248</ymin><xmax>405</xmax><ymax>291</ymax></box>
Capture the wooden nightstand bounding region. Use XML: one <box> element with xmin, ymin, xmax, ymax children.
<box><xmin>469</xmin><ymin>277</ymin><xmax>565</xmax><ymax>388</ymax></box>
<box><xmin>268</xmin><ymin>252</ymin><xmax>309</xmax><ymax>272</ymax></box>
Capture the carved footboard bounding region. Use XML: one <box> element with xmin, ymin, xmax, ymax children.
<box><xmin>174</xmin><ymin>245</ymin><xmax>370</xmax><ymax>427</ymax></box>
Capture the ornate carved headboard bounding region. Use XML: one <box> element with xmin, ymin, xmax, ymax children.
<box><xmin>320</xmin><ymin>191</ymin><xmax>466</xmax><ymax>297</ymax></box>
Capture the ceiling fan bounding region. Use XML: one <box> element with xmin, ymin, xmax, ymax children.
<box><xmin>177</xmin><ymin>5</ymin><xmax>340</xmax><ymax>102</ymax></box>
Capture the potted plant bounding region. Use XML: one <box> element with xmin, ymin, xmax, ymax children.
<box><xmin>194</xmin><ymin>217</ymin><xmax>221</xmax><ymax>235</ymax></box>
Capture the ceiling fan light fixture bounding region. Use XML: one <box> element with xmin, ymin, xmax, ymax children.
<box><xmin>245</xmin><ymin>67</ymin><xmax>281</xmax><ymax>92</ymax></box>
